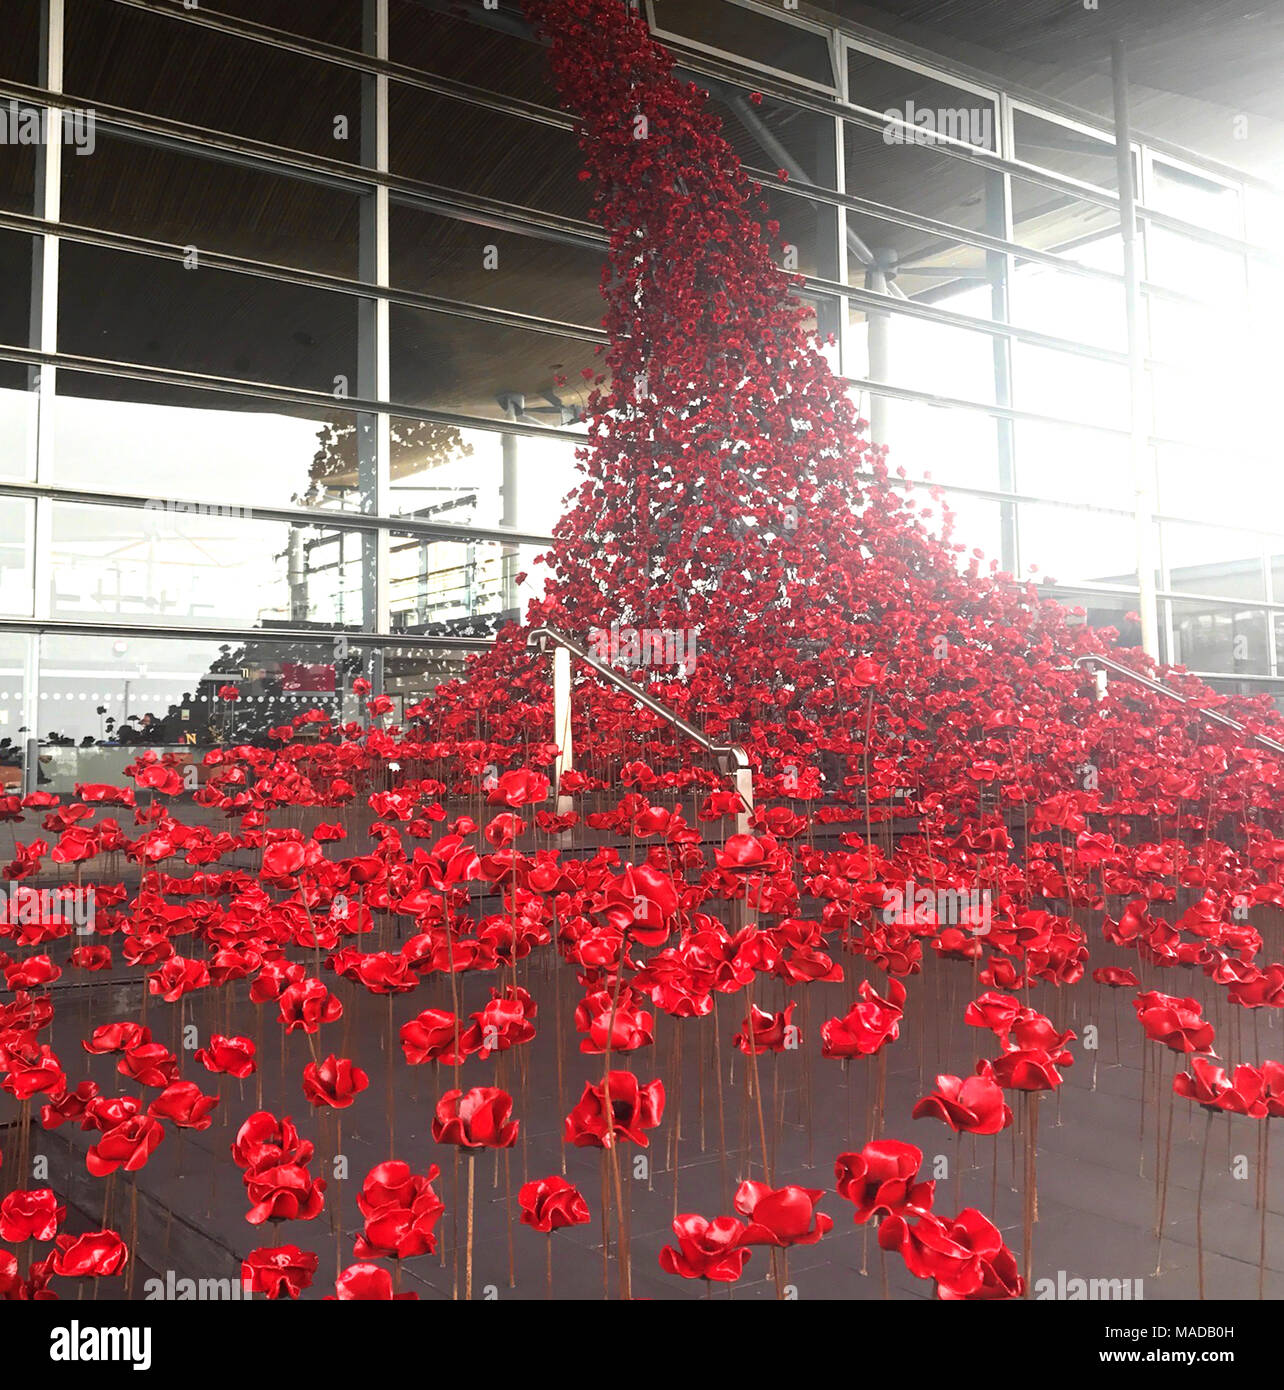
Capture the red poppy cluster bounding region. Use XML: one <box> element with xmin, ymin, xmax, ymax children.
<box><xmin>1</xmin><ymin>0</ymin><xmax>1283</xmax><ymax>1303</ymax></box>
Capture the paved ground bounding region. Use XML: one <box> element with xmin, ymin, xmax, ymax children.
<box><xmin>16</xmin><ymin>914</ymin><xmax>1284</xmax><ymax>1302</ymax></box>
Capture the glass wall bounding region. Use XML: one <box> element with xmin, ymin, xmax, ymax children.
<box><xmin>1</xmin><ymin>0</ymin><xmax>1282</xmax><ymax>789</ymax></box>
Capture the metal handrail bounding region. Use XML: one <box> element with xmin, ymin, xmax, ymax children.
<box><xmin>1072</xmin><ymin>654</ymin><xmax>1284</xmax><ymax>756</ymax></box>
<box><xmin>527</xmin><ymin>625</ymin><xmax>753</xmax><ymax>833</ymax></box>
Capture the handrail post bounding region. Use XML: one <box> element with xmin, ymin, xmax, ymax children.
<box><xmin>551</xmin><ymin>642</ymin><xmax>573</xmax><ymax>815</ymax></box>
<box><xmin>530</xmin><ymin>624</ymin><xmax>756</xmax><ymax>819</ymax></box>
<box><xmin>721</xmin><ymin>747</ymin><xmax>754</xmax><ymax>838</ymax></box>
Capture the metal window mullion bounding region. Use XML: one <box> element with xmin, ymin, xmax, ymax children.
<box><xmin>990</xmin><ymin>91</ymin><xmax>1017</xmax><ymax>575</ymax></box>
<box><xmin>359</xmin><ymin>0</ymin><xmax>391</xmax><ymax>692</ymax></box>
<box><xmin>23</xmin><ymin>0</ymin><xmax>65</xmax><ymax>791</ymax></box>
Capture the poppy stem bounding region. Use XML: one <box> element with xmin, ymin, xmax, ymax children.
<box><xmin>465</xmin><ymin>1152</ymin><xmax>475</xmax><ymax>1302</ymax></box>
<box><xmin>1260</xmin><ymin>1119</ymin><xmax>1270</xmax><ymax>1300</ymax></box>
<box><xmin>1197</xmin><ymin>1107</ymin><xmax>1212</xmax><ymax>1300</ymax></box>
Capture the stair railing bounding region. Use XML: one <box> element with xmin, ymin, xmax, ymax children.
<box><xmin>527</xmin><ymin>625</ymin><xmax>753</xmax><ymax>835</ymax></box>
<box><xmin>1072</xmin><ymin>653</ymin><xmax>1284</xmax><ymax>756</ymax></box>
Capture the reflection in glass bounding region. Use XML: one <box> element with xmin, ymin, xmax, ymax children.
<box><xmin>48</xmin><ymin>502</ymin><xmax>364</xmax><ymax>628</ymax></box>
<box><xmin>389</xmin><ymin>202</ymin><xmax>606</xmax><ymax>327</ymax></box>
<box><xmin>67</xmin><ymin>0</ymin><xmax>363</xmax><ymax>158</ymax></box>
<box><xmin>389</xmin><ymin>303</ymin><xmax>597</xmax><ymax>421</ymax></box>
<box><xmin>63</xmin><ymin>130</ymin><xmax>363</xmax><ymax>279</ymax></box>
<box><xmin>59</xmin><ymin>242</ymin><xmax>361</xmax><ymax>394</ymax></box>
<box><xmin>54</xmin><ymin>373</ymin><xmax>380</xmax><ymax>513</ymax></box>
<box><xmin>389</xmin><ymin>85</ymin><xmax>590</xmax><ymax>221</ymax></box>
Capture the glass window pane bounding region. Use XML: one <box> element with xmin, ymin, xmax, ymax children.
<box><xmin>66</xmin><ymin>0</ymin><xmax>364</xmax><ymax>159</ymax></box>
<box><xmin>0</xmin><ymin>498</ymin><xmax>32</xmax><ymax>616</ymax></box>
<box><xmin>389</xmin><ymin>0</ymin><xmax>558</xmax><ymax>106</ymax></box>
<box><xmin>0</xmin><ymin>0</ymin><xmax>41</xmax><ymax>83</ymax></box>
<box><xmin>1009</xmin><ymin>171</ymin><xmax>1119</xmax><ymax>254</ymax></box>
<box><xmin>1011</xmin><ymin>108</ymin><xmax>1118</xmax><ymax>193</ymax></box>
<box><xmin>872</xmin><ymin>310</ymin><xmax>998</xmax><ymax>407</ymax></box>
<box><xmin>34</xmin><ymin>632</ymin><xmax>478</xmax><ymax>769</ymax></box>
<box><xmin>0</xmin><ymin>362</ymin><xmax>35</xmax><ymax>482</ymax></box>
<box><xmin>844</xmin><ymin>114</ymin><xmax>996</xmax><ymax>245</ymax></box>
<box><xmin>53</xmin><ymin>371</ymin><xmax>379</xmax><ymax>514</ymax></box>
<box><xmin>1011</xmin><ymin>341</ymin><xmax>1129</xmax><ymax>430</ymax></box>
<box><xmin>1020</xmin><ymin>501</ymin><xmax>1137</xmax><ymax>588</ymax></box>
<box><xmin>0</xmin><ymin>228</ymin><xmax>33</xmax><ymax>349</ymax></box>
<box><xmin>1171</xmin><ymin>600</ymin><xmax>1268</xmax><ymax>676</ymax></box>
<box><xmin>389</xmin><ymin>203</ymin><xmax>606</xmax><ymax>327</ymax></box>
<box><xmin>1150</xmin><ymin>160</ymin><xmax>1242</xmax><ymax>237</ymax></box>
<box><xmin>1013</xmin><ymin>418</ymin><xmax>1132</xmax><ymax>509</ymax></box>
<box><xmin>0</xmin><ymin>631</ymin><xmax>26</xmax><ymax>788</ymax></box>
<box><xmin>1008</xmin><ymin>241</ymin><xmax>1126</xmax><ymax>351</ymax></box>
<box><xmin>199</xmin><ymin>1</ymin><xmax>364</xmax><ymax>48</ymax></box>
<box><xmin>389</xmin><ymin>85</ymin><xmax>590</xmax><ymax>221</ymax></box>
<box><xmin>62</xmin><ymin>130</ymin><xmax>363</xmax><ymax>278</ymax></box>
<box><xmin>59</xmin><ymin>241</ymin><xmax>361</xmax><ymax>392</ymax></box>
<box><xmin>48</xmin><ymin>501</ymin><xmax>365</xmax><ymax>628</ymax></box>
<box><xmin>847</xmin><ymin>48</ymin><xmax>997</xmax><ymax>151</ymax></box>
<box><xmin>853</xmin><ymin>382</ymin><xmax>1003</xmax><ymax>491</ymax></box>
<box><xmin>386</xmin><ymin>418</ymin><xmax>577</xmax><ymax>537</ymax></box>
<box><xmin>390</xmin><ymin>302</ymin><xmax>597</xmax><ymax>421</ymax></box>
<box><xmin>653</xmin><ymin>0</ymin><xmax>835</xmax><ymax>88</ymax></box>
<box><xmin>389</xmin><ymin>536</ymin><xmax>546</xmax><ymax>637</ymax></box>
<box><xmin>0</xmin><ymin>107</ymin><xmax>38</xmax><ymax>214</ymax></box>
<box><xmin>1145</xmin><ymin>225</ymin><xmax>1246</xmax><ymax>296</ymax></box>
<box><xmin>700</xmin><ymin>87</ymin><xmax>837</xmax><ymax>188</ymax></box>
<box><xmin>1163</xmin><ymin>521</ymin><xmax>1265</xmax><ymax>600</ymax></box>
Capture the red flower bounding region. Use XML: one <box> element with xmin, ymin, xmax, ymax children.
<box><xmin>399</xmin><ymin>1009</ymin><xmax>465</xmax><ymax>1065</ymax></box>
<box><xmin>241</xmin><ymin>1244</ymin><xmax>318</xmax><ymax>1299</ymax></box>
<box><xmin>431</xmin><ymin>1087</ymin><xmax>519</xmax><ymax>1149</ymax></box>
<box><xmin>879</xmin><ymin>1208</ymin><xmax>1023</xmax><ymax>1299</ymax></box>
<box><xmin>86</xmin><ymin>1115</ymin><xmax>165</xmax><ymax>1176</ymax></box>
<box><xmin>563</xmin><ymin>1071</ymin><xmax>665</xmax><ymax>1148</ymax></box>
<box><xmin>734</xmin><ymin>1001</ymin><xmax>797</xmax><ymax>1054</ymax></box>
<box><xmin>332</xmin><ymin>1262</ymin><xmax>417</xmax><ymax>1300</ymax></box>
<box><xmin>353</xmin><ymin>1161</ymin><xmax>444</xmax><ymax>1259</ymax></box>
<box><xmin>148</xmin><ymin>1081</ymin><xmax>219</xmax><ymax>1130</ymax></box>
<box><xmin>1173</xmin><ymin>1055</ymin><xmax>1232</xmax><ymax>1109</ymax></box>
<box><xmin>194</xmin><ymin>1033</ymin><xmax>257</xmax><ymax>1078</ymax></box>
<box><xmin>243</xmin><ymin>1162</ymin><xmax>326</xmax><ymax>1226</ymax></box>
<box><xmin>302</xmin><ymin>1054</ymin><xmax>370</xmax><ymax>1110</ymax></box>
<box><xmin>834</xmin><ymin>1140</ymin><xmax>935</xmax><ymax>1223</ymax></box>
<box><xmin>912</xmin><ymin>1062</ymin><xmax>1012</xmax><ymax>1134</ymax></box>
<box><xmin>518</xmin><ymin>1175</ymin><xmax>591</xmax><ymax>1233</ymax></box>
<box><xmin>820</xmin><ymin>978</ymin><xmax>905</xmax><ymax>1058</ymax></box>
<box><xmin>51</xmin><ymin>1229</ymin><xmax>129</xmax><ymax>1278</ymax></box>
<box><xmin>0</xmin><ymin>1188</ymin><xmax>64</xmax><ymax>1242</ymax></box>
<box><xmin>732</xmin><ymin>1180</ymin><xmax>831</xmax><ymax>1247</ymax></box>
<box><xmin>659</xmin><ymin>1214</ymin><xmax>752</xmax><ymax>1282</ymax></box>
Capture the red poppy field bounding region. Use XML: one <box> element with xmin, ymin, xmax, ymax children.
<box><xmin>4</xmin><ymin>0</ymin><xmax>1284</xmax><ymax>1305</ymax></box>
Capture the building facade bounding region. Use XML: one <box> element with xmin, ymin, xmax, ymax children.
<box><xmin>0</xmin><ymin>0</ymin><xmax>1281</xmax><ymax>790</ymax></box>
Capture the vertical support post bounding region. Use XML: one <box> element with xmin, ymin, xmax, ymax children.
<box><xmin>1112</xmin><ymin>39</ymin><xmax>1160</xmax><ymax>660</ymax></box>
<box><xmin>726</xmin><ymin>749</ymin><xmax>754</xmax><ymax>839</ymax></box>
<box><xmin>866</xmin><ymin>249</ymin><xmax>895</xmax><ymax>446</ymax></box>
<box><xmin>500</xmin><ymin>395</ymin><xmax>522</xmax><ymax>617</ymax></box>
<box><xmin>986</xmin><ymin>105</ymin><xmax>1019</xmax><ymax>576</ymax></box>
<box><xmin>25</xmin><ymin>0</ymin><xmax>64</xmax><ymax>794</ymax></box>
<box><xmin>359</xmin><ymin>0</ymin><xmax>391</xmax><ymax>691</ymax></box>
<box><xmin>551</xmin><ymin>643</ymin><xmax>573</xmax><ymax>815</ymax></box>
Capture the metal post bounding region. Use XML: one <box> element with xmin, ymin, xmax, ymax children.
<box><xmin>499</xmin><ymin>395</ymin><xmax>522</xmax><ymax>617</ymax></box>
<box><xmin>551</xmin><ymin>644</ymin><xmax>572</xmax><ymax>811</ymax></box>
<box><xmin>1111</xmin><ymin>40</ymin><xmax>1160</xmax><ymax>660</ymax></box>
<box><xmin>359</xmin><ymin>0</ymin><xmax>391</xmax><ymax>691</ymax></box>
<box><xmin>866</xmin><ymin>249</ymin><xmax>896</xmax><ymax>446</ymax></box>
<box><xmin>24</xmin><ymin>0</ymin><xmax>63</xmax><ymax>795</ymax></box>
<box><xmin>985</xmin><ymin>124</ymin><xmax>1019</xmax><ymax>576</ymax></box>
